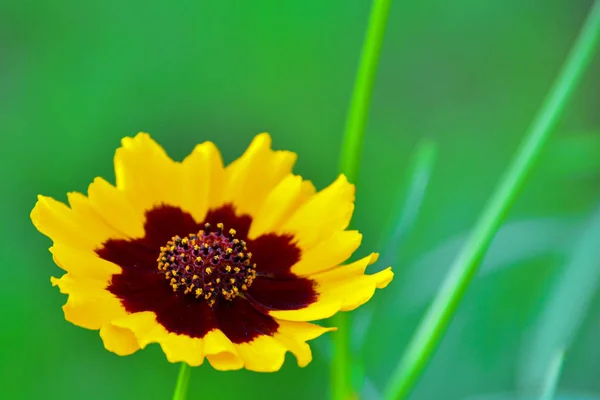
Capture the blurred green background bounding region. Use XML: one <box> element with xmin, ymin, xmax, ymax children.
<box><xmin>2</xmin><ymin>0</ymin><xmax>600</xmax><ymax>399</ymax></box>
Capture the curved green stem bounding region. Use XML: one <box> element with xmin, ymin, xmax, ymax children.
<box><xmin>172</xmin><ymin>363</ymin><xmax>192</xmax><ymax>400</ymax></box>
<box><xmin>333</xmin><ymin>0</ymin><xmax>393</xmax><ymax>399</ymax></box>
<box><xmin>383</xmin><ymin>2</ymin><xmax>600</xmax><ymax>399</ymax></box>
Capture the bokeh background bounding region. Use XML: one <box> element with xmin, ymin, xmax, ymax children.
<box><xmin>2</xmin><ymin>0</ymin><xmax>600</xmax><ymax>399</ymax></box>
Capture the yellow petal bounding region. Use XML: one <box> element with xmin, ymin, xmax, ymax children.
<box><xmin>31</xmin><ymin>195</ymin><xmax>98</xmax><ymax>250</ymax></box>
<box><xmin>99</xmin><ymin>322</ymin><xmax>141</xmax><ymax>356</ymax></box>
<box><xmin>248</xmin><ymin>174</ymin><xmax>313</xmax><ymax>238</ymax></box>
<box><xmin>223</xmin><ymin>133</ymin><xmax>297</xmax><ymax>216</ymax></box>
<box><xmin>203</xmin><ymin>329</ymin><xmax>238</xmax><ymax>355</ymax></box>
<box><xmin>206</xmin><ymin>352</ymin><xmax>244</xmax><ymax>371</ymax></box>
<box><xmin>300</xmin><ymin>180</ymin><xmax>317</xmax><ymax>199</ymax></box>
<box><xmin>105</xmin><ymin>312</ymin><xmax>165</xmax><ymax>358</ymax></box>
<box><xmin>180</xmin><ymin>141</ymin><xmax>226</xmax><ymax>221</ymax></box>
<box><xmin>111</xmin><ymin>312</ymin><xmax>204</xmax><ymax>365</ymax></box>
<box><xmin>110</xmin><ymin>311</ymin><xmax>164</xmax><ymax>348</ymax></box>
<box><xmin>279</xmin><ymin>174</ymin><xmax>355</xmax><ymax>251</ymax></box>
<box><xmin>236</xmin><ymin>335</ymin><xmax>288</xmax><ymax>372</ymax></box>
<box><xmin>51</xmin><ymin>274</ymin><xmax>127</xmax><ymax>329</ymax></box>
<box><xmin>270</xmin><ymin>254</ymin><xmax>393</xmax><ymax>321</ymax></box>
<box><xmin>112</xmin><ymin>313</ymin><xmax>242</xmax><ymax>368</ymax></box>
<box><xmin>114</xmin><ymin>133</ymin><xmax>185</xmax><ymax>212</ymax></box>
<box><xmin>87</xmin><ymin>177</ymin><xmax>145</xmax><ymax>238</ymax></box>
<box><xmin>50</xmin><ymin>243</ymin><xmax>121</xmax><ymax>281</ymax></box>
<box><xmin>290</xmin><ymin>230</ymin><xmax>362</xmax><ymax>276</ymax></box>
<box><xmin>67</xmin><ymin>191</ymin><xmax>128</xmax><ymax>244</ymax></box>
<box><xmin>159</xmin><ymin>335</ymin><xmax>204</xmax><ymax>366</ymax></box>
<box><xmin>273</xmin><ymin>320</ymin><xmax>335</xmax><ymax>367</ymax></box>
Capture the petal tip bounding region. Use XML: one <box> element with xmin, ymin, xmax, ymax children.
<box><xmin>256</xmin><ymin>132</ymin><xmax>272</xmax><ymax>141</ymax></box>
<box><xmin>376</xmin><ymin>267</ymin><xmax>394</xmax><ymax>289</ymax></box>
<box><xmin>369</xmin><ymin>253</ymin><xmax>380</xmax><ymax>264</ymax></box>
<box><xmin>334</xmin><ymin>174</ymin><xmax>356</xmax><ymax>196</ymax></box>
<box><xmin>247</xmin><ymin>132</ymin><xmax>273</xmax><ymax>150</ymax></box>
<box><xmin>120</xmin><ymin>132</ymin><xmax>157</xmax><ymax>149</ymax></box>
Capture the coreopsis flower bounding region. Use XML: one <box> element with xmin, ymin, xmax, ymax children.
<box><xmin>31</xmin><ymin>132</ymin><xmax>393</xmax><ymax>372</ymax></box>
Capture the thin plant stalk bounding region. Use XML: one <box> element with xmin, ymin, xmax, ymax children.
<box><xmin>383</xmin><ymin>1</ymin><xmax>600</xmax><ymax>399</ymax></box>
<box><xmin>172</xmin><ymin>362</ymin><xmax>192</xmax><ymax>400</ymax></box>
<box><xmin>333</xmin><ymin>0</ymin><xmax>393</xmax><ymax>399</ymax></box>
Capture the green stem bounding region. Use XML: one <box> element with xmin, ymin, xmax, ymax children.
<box><xmin>339</xmin><ymin>0</ymin><xmax>393</xmax><ymax>183</ymax></box>
<box><xmin>383</xmin><ymin>2</ymin><xmax>600</xmax><ymax>400</ymax></box>
<box><xmin>172</xmin><ymin>363</ymin><xmax>192</xmax><ymax>400</ymax></box>
<box><xmin>334</xmin><ymin>0</ymin><xmax>393</xmax><ymax>399</ymax></box>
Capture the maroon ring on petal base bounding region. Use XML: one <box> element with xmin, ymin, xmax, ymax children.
<box><xmin>96</xmin><ymin>204</ymin><xmax>318</xmax><ymax>343</ymax></box>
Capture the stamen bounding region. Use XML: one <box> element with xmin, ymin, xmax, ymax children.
<box><xmin>157</xmin><ymin>222</ymin><xmax>256</xmax><ymax>307</ymax></box>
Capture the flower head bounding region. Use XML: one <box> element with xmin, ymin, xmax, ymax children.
<box><xmin>31</xmin><ymin>132</ymin><xmax>393</xmax><ymax>372</ymax></box>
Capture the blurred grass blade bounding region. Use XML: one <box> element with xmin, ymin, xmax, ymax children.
<box><xmin>384</xmin><ymin>2</ymin><xmax>600</xmax><ymax>399</ymax></box>
<box><xmin>334</xmin><ymin>0</ymin><xmax>393</xmax><ymax>398</ymax></box>
<box><xmin>350</xmin><ymin>139</ymin><xmax>437</xmax><ymax>396</ymax></box>
<box><xmin>396</xmin><ymin>217</ymin><xmax>578</xmax><ymax>308</ymax></box>
<box><xmin>540</xmin><ymin>349</ymin><xmax>565</xmax><ymax>400</ymax></box>
<box><xmin>518</xmin><ymin>204</ymin><xmax>600</xmax><ymax>396</ymax></box>
<box><xmin>352</xmin><ymin>138</ymin><xmax>437</xmax><ymax>354</ymax></box>
<box><xmin>379</xmin><ymin>138</ymin><xmax>437</xmax><ymax>267</ymax></box>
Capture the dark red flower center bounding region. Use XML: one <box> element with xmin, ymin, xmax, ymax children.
<box><xmin>97</xmin><ymin>204</ymin><xmax>318</xmax><ymax>343</ymax></box>
<box><xmin>157</xmin><ymin>223</ymin><xmax>256</xmax><ymax>306</ymax></box>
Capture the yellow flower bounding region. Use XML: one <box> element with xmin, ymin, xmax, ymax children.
<box><xmin>31</xmin><ymin>132</ymin><xmax>393</xmax><ymax>372</ymax></box>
